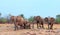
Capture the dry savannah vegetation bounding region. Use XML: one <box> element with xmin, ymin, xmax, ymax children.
<box><xmin>0</xmin><ymin>23</ymin><xmax>60</xmax><ymax>35</ymax></box>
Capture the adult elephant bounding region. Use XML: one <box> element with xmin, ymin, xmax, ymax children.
<box><xmin>10</xmin><ymin>16</ymin><xmax>31</xmax><ymax>30</ymax></box>
<box><xmin>33</xmin><ymin>16</ymin><xmax>44</xmax><ymax>29</ymax></box>
<box><xmin>49</xmin><ymin>17</ymin><xmax>55</xmax><ymax>29</ymax></box>
<box><xmin>16</xmin><ymin>16</ymin><xmax>31</xmax><ymax>29</ymax></box>
<box><xmin>10</xmin><ymin>16</ymin><xmax>24</xmax><ymax>30</ymax></box>
<box><xmin>44</xmin><ymin>17</ymin><xmax>55</xmax><ymax>29</ymax></box>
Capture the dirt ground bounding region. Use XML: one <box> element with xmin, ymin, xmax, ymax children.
<box><xmin>0</xmin><ymin>24</ymin><xmax>60</xmax><ymax>35</ymax></box>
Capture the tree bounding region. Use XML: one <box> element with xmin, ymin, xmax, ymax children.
<box><xmin>7</xmin><ymin>14</ymin><xmax>12</xmax><ymax>23</ymax></box>
<box><xmin>0</xmin><ymin>13</ymin><xmax>1</xmax><ymax>16</ymax></box>
<box><xmin>0</xmin><ymin>13</ymin><xmax>1</xmax><ymax>23</ymax></box>
<box><xmin>0</xmin><ymin>18</ymin><xmax>7</xmax><ymax>23</ymax></box>
<box><xmin>56</xmin><ymin>15</ymin><xmax>60</xmax><ymax>18</ymax></box>
<box><xmin>18</xmin><ymin>14</ymin><xmax>25</xmax><ymax>18</ymax></box>
<box><xmin>56</xmin><ymin>14</ymin><xmax>60</xmax><ymax>23</ymax></box>
<box><xmin>28</xmin><ymin>16</ymin><xmax>34</xmax><ymax>22</ymax></box>
<box><xmin>20</xmin><ymin>14</ymin><xmax>24</xmax><ymax>18</ymax></box>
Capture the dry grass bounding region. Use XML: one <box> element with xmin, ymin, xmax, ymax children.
<box><xmin>0</xmin><ymin>24</ymin><xmax>60</xmax><ymax>35</ymax></box>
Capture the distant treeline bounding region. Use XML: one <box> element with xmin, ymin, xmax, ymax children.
<box><xmin>0</xmin><ymin>13</ymin><xmax>60</xmax><ymax>24</ymax></box>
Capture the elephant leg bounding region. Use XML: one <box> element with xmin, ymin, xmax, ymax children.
<box><xmin>20</xmin><ymin>25</ymin><xmax>24</xmax><ymax>29</ymax></box>
<box><xmin>29</xmin><ymin>24</ymin><xmax>31</xmax><ymax>29</ymax></box>
<box><xmin>14</xmin><ymin>24</ymin><xmax>18</xmax><ymax>31</ymax></box>
<box><xmin>29</xmin><ymin>25</ymin><xmax>31</xmax><ymax>29</ymax></box>
<box><xmin>14</xmin><ymin>25</ymin><xmax>16</xmax><ymax>31</ymax></box>
<box><xmin>39</xmin><ymin>22</ymin><xmax>42</xmax><ymax>28</ymax></box>
<box><xmin>27</xmin><ymin>25</ymin><xmax>30</xmax><ymax>29</ymax></box>
<box><xmin>24</xmin><ymin>24</ymin><xmax>26</xmax><ymax>29</ymax></box>
<box><xmin>39</xmin><ymin>23</ymin><xmax>41</xmax><ymax>28</ymax></box>
<box><xmin>52</xmin><ymin>24</ymin><xmax>53</xmax><ymax>29</ymax></box>
<box><xmin>32</xmin><ymin>23</ymin><xmax>34</xmax><ymax>29</ymax></box>
<box><xmin>50</xmin><ymin>24</ymin><xmax>53</xmax><ymax>29</ymax></box>
<box><xmin>27</xmin><ymin>24</ymin><xmax>31</xmax><ymax>29</ymax></box>
<box><xmin>41</xmin><ymin>22</ymin><xmax>44</xmax><ymax>28</ymax></box>
<box><xmin>22</xmin><ymin>24</ymin><xmax>25</xmax><ymax>29</ymax></box>
<box><xmin>37</xmin><ymin>23</ymin><xmax>39</xmax><ymax>29</ymax></box>
<box><xmin>48</xmin><ymin>24</ymin><xmax>50</xmax><ymax>29</ymax></box>
<box><xmin>27</xmin><ymin>23</ymin><xmax>31</xmax><ymax>29</ymax></box>
<box><xmin>42</xmin><ymin>24</ymin><xmax>44</xmax><ymax>29</ymax></box>
<box><xmin>14</xmin><ymin>22</ymin><xmax>18</xmax><ymax>31</ymax></box>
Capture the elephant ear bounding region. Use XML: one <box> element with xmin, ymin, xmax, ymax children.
<box><xmin>34</xmin><ymin>16</ymin><xmax>42</xmax><ymax>21</ymax></box>
<box><xmin>50</xmin><ymin>17</ymin><xmax>55</xmax><ymax>22</ymax></box>
<box><xmin>36</xmin><ymin>16</ymin><xmax>41</xmax><ymax>20</ymax></box>
<box><xmin>44</xmin><ymin>17</ymin><xmax>48</xmax><ymax>22</ymax></box>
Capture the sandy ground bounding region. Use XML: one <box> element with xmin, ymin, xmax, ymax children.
<box><xmin>0</xmin><ymin>24</ymin><xmax>60</xmax><ymax>35</ymax></box>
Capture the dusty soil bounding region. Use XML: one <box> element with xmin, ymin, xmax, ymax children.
<box><xmin>0</xmin><ymin>24</ymin><xmax>60</xmax><ymax>35</ymax></box>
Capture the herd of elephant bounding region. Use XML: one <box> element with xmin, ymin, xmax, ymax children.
<box><xmin>10</xmin><ymin>16</ymin><xmax>55</xmax><ymax>31</ymax></box>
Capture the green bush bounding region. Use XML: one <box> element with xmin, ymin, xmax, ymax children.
<box><xmin>56</xmin><ymin>18</ymin><xmax>60</xmax><ymax>23</ymax></box>
<box><xmin>0</xmin><ymin>18</ymin><xmax>7</xmax><ymax>23</ymax></box>
<box><xmin>28</xmin><ymin>16</ymin><xmax>34</xmax><ymax>22</ymax></box>
<box><xmin>56</xmin><ymin>14</ymin><xmax>60</xmax><ymax>23</ymax></box>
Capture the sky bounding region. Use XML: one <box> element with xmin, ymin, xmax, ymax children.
<box><xmin>0</xmin><ymin>0</ymin><xmax>60</xmax><ymax>18</ymax></box>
